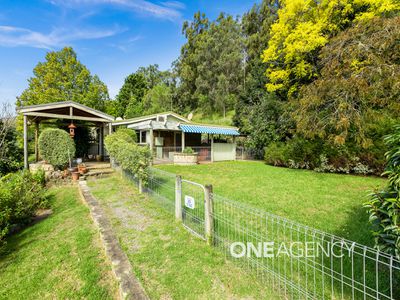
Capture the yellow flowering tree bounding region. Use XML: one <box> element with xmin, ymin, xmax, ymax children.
<box><xmin>262</xmin><ymin>0</ymin><xmax>400</xmax><ymax>98</ymax></box>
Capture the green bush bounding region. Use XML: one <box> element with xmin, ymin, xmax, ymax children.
<box><xmin>115</xmin><ymin>127</ymin><xmax>137</xmax><ymax>143</ymax></box>
<box><xmin>183</xmin><ymin>147</ymin><xmax>194</xmax><ymax>154</ymax></box>
<box><xmin>105</xmin><ymin>130</ymin><xmax>151</xmax><ymax>183</ymax></box>
<box><xmin>364</xmin><ymin>125</ymin><xmax>400</xmax><ymax>259</ymax></box>
<box><xmin>0</xmin><ymin>170</ymin><xmax>48</xmax><ymax>245</ymax></box>
<box><xmin>38</xmin><ymin>128</ymin><xmax>76</xmax><ymax>169</ymax></box>
<box><xmin>264</xmin><ymin>142</ymin><xmax>289</xmax><ymax>166</ymax></box>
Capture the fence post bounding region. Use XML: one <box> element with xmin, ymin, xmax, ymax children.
<box><xmin>175</xmin><ymin>175</ymin><xmax>182</xmax><ymax>221</ymax></box>
<box><xmin>138</xmin><ymin>178</ymin><xmax>143</xmax><ymax>194</ymax></box>
<box><xmin>205</xmin><ymin>184</ymin><xmax>214</xmax><ymax>246</ymax></box>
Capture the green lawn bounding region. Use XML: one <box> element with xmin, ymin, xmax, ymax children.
<box><xmin>88</xmin><ymin>174</ymin><xmax>282</xmax><ymax>299</ymax></box>
<box><xmin>0</xmin><ymin>186</ymin><xmax>118</xmax><ymax>299</ymax></box>
<box><xmin>156</xmin><ymin>161</ymin><xmax>386</xmax><ymax>246</ymax></box>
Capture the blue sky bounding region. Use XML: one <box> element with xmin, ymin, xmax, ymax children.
<box><xmin>0</xmin><ymin>0</ymin><xmax>260</xmax><ymax>105</ymax></box>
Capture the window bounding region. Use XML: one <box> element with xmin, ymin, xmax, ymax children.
<box><xmin>157</xmin><ymin>115</ymin><xmax>165</xmax><ymax>122</ymax></box>
<box><xmin>140</xmin><ymin>131</ymin><xmax>147</xmax><ymax>143</ymax></box>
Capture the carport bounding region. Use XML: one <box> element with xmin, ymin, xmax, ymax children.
<box><xmin>17</xmin><ymin>101</ymin><xmax>115</xmax><ymax>169</ymax></box>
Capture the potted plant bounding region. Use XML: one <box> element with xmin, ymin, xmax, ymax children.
<box><xmin>71</xmin><ymin>171</ymin><xmax>80</xmax><ymax>181</ymax></box>
<box><xmin>174</xmin><ymin>147</ymin><xmax>199</xmax><ymax>165</ymax></box>
<box><xmin>78</xmin><ymin>163</ymin><xmax>87</xmax><ymax>174</ymax></box>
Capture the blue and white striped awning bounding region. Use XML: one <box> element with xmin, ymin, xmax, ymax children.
<box><xmin>179</xmin><ymin>124</ymin><xmax>240</xmax><ymax>136</ymax></box>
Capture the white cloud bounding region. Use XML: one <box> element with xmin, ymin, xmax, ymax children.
<box><xmin>161</xmin><ymin>1</ymin><xmax>185</xmax><ymax>10</ymax></box>
<box><xmin>0</xmin><ymin>25</ymin><xmax>124</xmax><ymax>49</ymax></box>
<box><xmin>48</xmin><ymin>0</ymin><xmax>184</xmax><ymax>20</ymax></box>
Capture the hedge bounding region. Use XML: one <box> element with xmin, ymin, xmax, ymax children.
<box><xmin>38</xmin><ymin>128</ymin><xmax>76</xmax><ymax>169</ymax></box>
<box><xmin>105</xmin><ymin>129</ymin><xmax>151</xmax><ymax>182</ymax></box>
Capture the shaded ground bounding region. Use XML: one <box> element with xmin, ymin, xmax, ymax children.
<box><xmin>88</xmin><ymin>173</ymin><xmax>281</xmax><ymax>299</ymax></box>
<box><xmin>0</xmin><ymin>185</ymin><xmax>118</xmax><ymax>299</ymax></box>
<box><xmin>157</xmin><ymin>161</ymin><xmax>386</xmax><ymax>246</ymax></box>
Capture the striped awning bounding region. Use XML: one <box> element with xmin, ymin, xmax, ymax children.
<box><xmin>179</xmin><ymin>124</ymin><xmax>240</xmax><ymax>136</ymax></box>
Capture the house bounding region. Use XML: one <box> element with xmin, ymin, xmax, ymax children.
<box><xmin>112</xmin><ymin>112</ymin><xmax>240</xmax><ymax>162</ymax></box>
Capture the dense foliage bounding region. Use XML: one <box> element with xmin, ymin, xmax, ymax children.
<box><xmin>0</xmin><ymin>170</ymin><xmax>47</xmax><ymax>245</ymax></box>
<box><xmin>175</xmin><ymin>13</ymin><xmax>244</xmax><ymax>116</ymax></box>
<box><xmin>17</xmin><ymin>47</ymin><xmax>109</xmax><ymax>111</ymax></box>
<box><xmin>0</xmin><ymin>121</ymin><xmax>22</xmax><ymax>176</ymax></box>
<box><xmin>105</xmin><ymin>129</ymin><xmax>151</xmax><ymax>182</ymax></box>
<box><xmin>38</xmin><ymin>129</ymin><xmax>76</xmax><ymax>169</ymax></box>
<box><xmin>114</xmin><ymin>64</ymin><xmax>176</xmax><ymax>118</ymax></box>
<box><xmin>262</xmin><ymin>0</ymin><xmax>399</xmax><ymax>98</ymax></box>
<box><xmin>365</xmin><ymin>126</ymin><xmax>400</xmax><ymax>259</ymax></box>
<box><xmin>294</xmin><ymin>16</ymin><xmax>400</xmax><ymax>171</ymax></box>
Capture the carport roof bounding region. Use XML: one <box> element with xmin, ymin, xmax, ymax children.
<box><xmin>17</xmin><ymin>101</ymin><xmax>115</xmax><ymax>123</ymax></box>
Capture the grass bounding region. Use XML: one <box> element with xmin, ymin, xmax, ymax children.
<box><xmin>88</xmin><ymin>173</ymin><xmax>282</xmax><ymax>299</ymax></box>
<box><xmin>0</xmin><ymin>185</ymin><xmax>118</xmax><ymax>299</ymax></box>
<box><xmin>156</xmin><ymin>161</ymin><xmax>386</xmax><ymax>246</ymax></box>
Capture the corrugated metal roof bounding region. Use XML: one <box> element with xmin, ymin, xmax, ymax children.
<box><xmin>180</xmin><ymin>124</ymin><xmax>240</xmax><ymax>135</ymax></box>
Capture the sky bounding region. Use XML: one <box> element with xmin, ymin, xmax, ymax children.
<box><xmin>0</xmin><ymin>0</ymin><xmax>260</xmax><ymax>105</ymax></box>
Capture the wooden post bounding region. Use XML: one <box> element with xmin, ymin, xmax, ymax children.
<box><xmin>138</xmin><ymin>178</ymin><xmax>143</xmax><ymax>194</ymax></box>
<box><xmin>108</xmin><ymin>123</ymin><xmax>112</xmax><ymax>135</ymax></box>
<box><xmin>34</xmin><ymin>121</ymin><xmax>39</xmax><ymax>162</ymax></box>
<box><xmin>211</xmin><ymin>135</ymin><xmax>214</xmax><ymax>162</ymax></box>
<box><xmin>99</xmin><ymin>125</ymin><xmax>103</xmax><ymax>156</ymax></box>
<box><xmin>23</xmin><ymin>115</ymin><xmax>28</xmax><ymax>169</ymax></box>
<box><xmin>149</xmin><ymin>128</ymin><xmax>154</xmax><ymax>155</ymax></box>
<box><xmin>205</xmin><ymin>184</ymin><xmax>214</xmax><ymax>245</ymax></box>
<box><xmin>175</xmin><ymin>175</ymin><xmax>182</xmax><ymax>221</ymax></box>
<box><xmin>181</xmin><ymin>131</ymin><xmax>185</xmax><ymax>152</ymax></box>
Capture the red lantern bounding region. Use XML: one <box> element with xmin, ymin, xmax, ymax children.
<box><xmin>68</xmin><ymin>122</ymin><xmax>76</xmax><ymax>138</ymax></box>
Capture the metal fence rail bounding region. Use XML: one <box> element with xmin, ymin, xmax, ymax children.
<box><xmin>121</xmin><ymin>166</ymin><xmax>400</xmax><ymax>300</ymax></box>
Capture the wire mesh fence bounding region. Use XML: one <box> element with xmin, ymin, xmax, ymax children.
<box><xmin>120</xmin><ymin>166</ymin><xmax>400</xmax><ymax>300</ymax></box>
<box><xmin>236</xmin><ymin>146</ymin><xmax>264</xmax><ymax>160</ymax></box>
<box><xmin>212</xmin><ymin>194</ymin><xmax>400</xmax><ymax>300</ymax></box>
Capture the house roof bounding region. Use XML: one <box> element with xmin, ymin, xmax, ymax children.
<box><xmin>118</xmin><ymin>111</ymin><xmax>240</xmax><ymax>135</ymax></box>
<box><xmin>17</xmin><ymin>101</ymin><xmax>115</xmax><ymax>122</ymax></box>
<box><xmin>112</xmin><ymin>111</ymin><xmax>190</xmax><ymax>126</ymax></box>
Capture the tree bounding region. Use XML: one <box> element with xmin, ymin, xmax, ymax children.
<box><xmin>0</xmin><ymin>103</ymin><xmax>22</xmax><ymax>176</ymax></box>
<box><xmin>17</xmin><ymin>47</ymin><xmax>109</xmax><ymax>111</ymax></box>
<box><xmin>142</xmin><ymin>84</ymin><xmax>173</xmax><ymax>114</ymax></box>
<box><xmin>262</xmin><ymin>0</ymin><xmax>400</xmax><ymax>99</ymax></box>
<box><xmin>234</xmin><ymin>0</ymin><xmax>280</xmax><ymax>142</ymax></box>
<box><xmin>115</xmin><ymin>73</ymin><xmax>147</xmax><ymax>118</ymax></box>
<box><xmin>175</xmin><ymin>11</ymin><xmax>210</xmax><ymax>111</ymax></box>
<box><xmin>195</xmin><ymin>13</ymin><xmax>244</xmax><ymax>117</ymax></box>
<box><xmin>137</xmin><ymin>64</ymin><xmax>173</xmax><ymax>89</ymax></box>
<box><xmin>294</xmin><ymin>16</ymin><xmax>400</xmax><ymax>158</ymax></box>
<box><xmin>176</xmin><ymin>12</ymin><xmax>244</xmax><ymax>116</ymax></box>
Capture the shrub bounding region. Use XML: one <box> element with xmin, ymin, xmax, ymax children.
<box><xmin>0</xmin><ymin>122</ymin><xmax>23</xmax><ymax>176</ymax></box>
<box><xmin>364</xmin><ymin>126</ymin><xmax>400</xmax><ymax>259</ymax></box>
<box><xmin>105</xmin><ymin>130</ymin><xmax>151</xmax><ymax>183</ymax></box>
<box><xmin>115</xmin><ymin>127</ymin><xmax>137</xmax><ymax>143</ymax></box>
<box><xmin>183</xmin><ymin>147</ymin><xmax>194</xmax><ymax>154</ymax></box>
<box><xmin>264</xmin><ymin>142</ymin><xmax>289</xmax><ymax>167</ymax></box>
<box><xmin>0</xmin><ymin>170</ymin><xmax>48</xmax><ymax>245</ymax></box>
<box><xmin>38</xmin><ymin>128</ymin><xmax>76</xmax><ymax>169</ymax></box>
